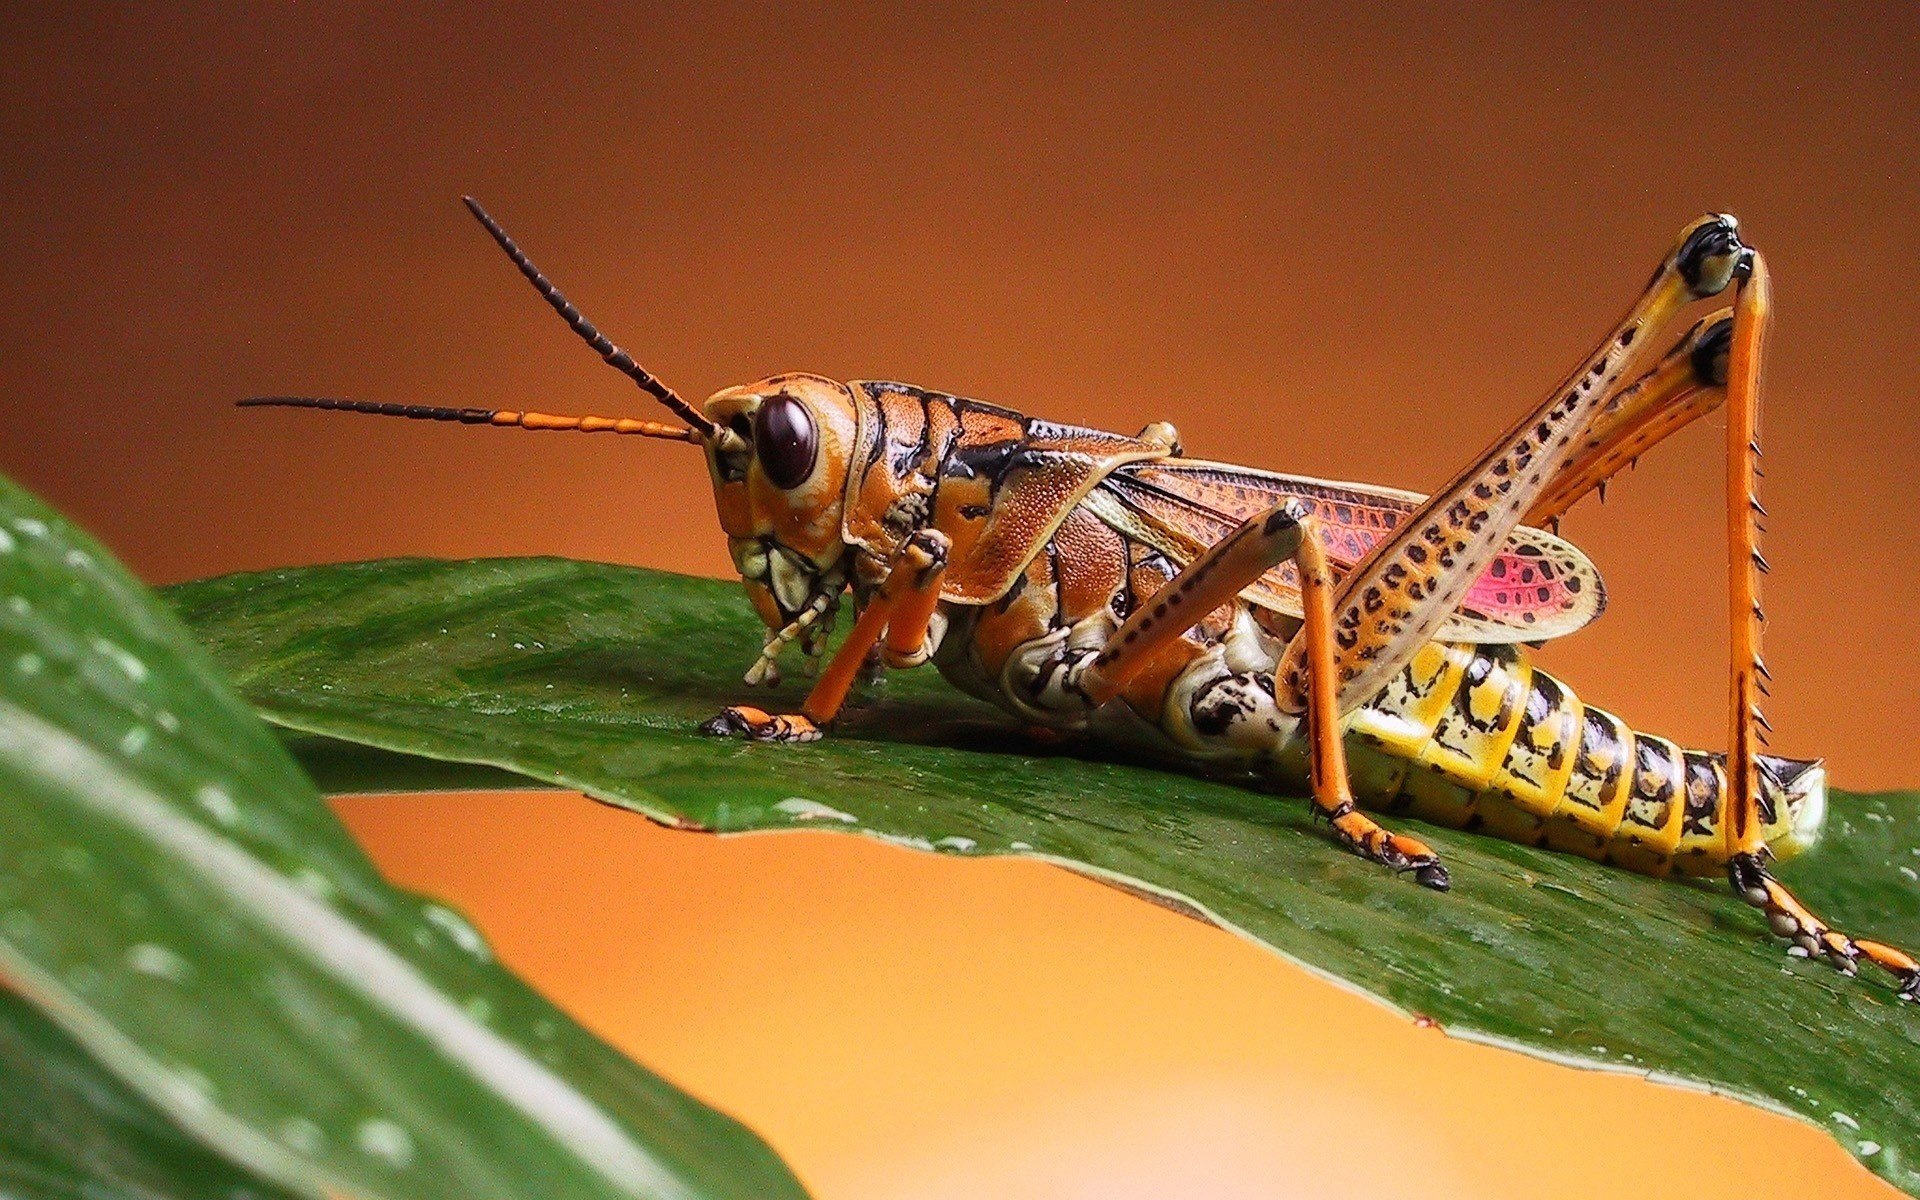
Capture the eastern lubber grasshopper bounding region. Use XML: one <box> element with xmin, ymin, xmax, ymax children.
<box><xmin>242</xmin><ymin>198</ymin><xmax>1920</xmax><ymax>1000</ymax></box>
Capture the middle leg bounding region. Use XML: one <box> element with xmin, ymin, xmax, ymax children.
<box><xmin>1077</xmin><ymin>498</ymin><xmax>1450</xmax><ymax>887</ymax></box>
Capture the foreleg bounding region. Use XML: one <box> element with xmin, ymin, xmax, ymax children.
<box><xmin>703</xmin><ymin>529</ymin><xmax>950</xmax><ymax>742</ymax></box>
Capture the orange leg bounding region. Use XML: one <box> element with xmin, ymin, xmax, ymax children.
<box><xmin>1271</xmin><ymin>215</ymin><xmax>1748</xmax><ymax>718</ymax></box>
<box><xmin>1293</xmin><ymin>518</ymin><xmax>1450</xmax><ymax>888</ymax></box>
<box><xmin>1514</xmin><ymin>255</ymin><xmax>1918</xmax><ymax>996</ymax></box>
<box><xmin>1524</xmin><ymin>309</ymin><xmax>1733</xmax><ymax>527</ymax></box>
<box><xmin>704</xmin><ymin>530</ymin><xmax>950</xmax><ymax>742</ymax></box>
<box><xmin>1080</xmin><ymin>499</ymin><xmax>1448</xmax><ymax>887</ymax></box>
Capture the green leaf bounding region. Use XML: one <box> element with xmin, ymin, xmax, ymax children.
<box><xmin>168</xmin><ymin>556</ymin><xmax>1920</xmax><ymax>1195</ymax></box>
<box><xmin>0</xmin><ymin>985</ymin><xmax>303</xmax><ymax>1200</ymax></box>
<box><xmin>0</xmin><ymin>482</ymin><xmax>809</xmax><ymax>1200</ymax></box>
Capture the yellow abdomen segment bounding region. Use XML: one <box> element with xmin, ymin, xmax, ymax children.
<box><xmin>1342</xmin><ymin>642</ymin><xmax>1823</xmax><ymax>877</ymax></box>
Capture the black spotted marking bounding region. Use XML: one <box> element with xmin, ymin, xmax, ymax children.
<box><xmin>1045</xmin><ymin>536</ymin><xmax>1066</xmax><ymax>629</ymax></box>
<box><xmin>1681</xmin><ymin>751</ymin><xmax>1720</xmax><ymax>837</ymax></box>
<box><xmin>1524</xmin><ymin>673</ymin><xmax>1571</xmax><ymax>770</ymax></box>
<box><xmin>1576</xmin><ymin>709</ymin><xmax>1625</xmax><ymax>792</ymax></box>
<box><xmin>1691</xmin><ymin>318</ymin><xmax>1735</xmax><ymax>389</ymax></box>
<box><xmin>1676</xmin><ymin>217</ymin><xmax>1743</xmax><ymax>296</ymax></box>
<box><xmin>1625</xmin><ymin>735</ymin><xmax>1679</xmax><ymax>829</ymax></box>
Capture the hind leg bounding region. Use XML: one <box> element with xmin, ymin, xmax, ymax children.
<box><xmin>1077</xmin><ymin>498</ymin><xmax>1449</xmax><ymax>887</ymax></box>
<box><xmin>1516</xmin><ymin>250</ymin><xmax>1919</xmax><ymax>997</ymax></box>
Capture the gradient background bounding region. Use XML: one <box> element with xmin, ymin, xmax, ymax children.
<box><xmin>3</xmin><ymin>4</ymin><xmax>1916</xmax><ymax>1197</ymax></box>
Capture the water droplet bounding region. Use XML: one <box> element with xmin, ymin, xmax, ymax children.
<box><xmin>7</xmin><ymin>596</ymin><xmax>29</xmax><ymax>615</ymax></box>
<box><xmin>127</xmin><ymin>943</ymin><xmax>193</xmax><ymax>984</ymax></box>
<box><xmin>1859</xmin><ymin>1140</ymin><xmax>1881</xmax><ymax>1156</ymax></box>
<box><xmin>64</xmin><ymin>548</ymin><xmax>93</xmax><ymax>570</ymax></box>
<box><xmin>0</xmin><ymin>527</ymin><xmax>13</xmax><ymax>553</ymax></box>
<box><xmin>464</xmin><ymin>995</ymin><xmax>494</xmax><ymax>1023</ymax></box>
<box><xmin>13</xmin><ymin>652</ymin><xmax>43</xmax><ymax>677</ymax></box>
<box><xmin>421</xmin><ymin>903</ymin><xmax>491</xmax><ymax>962</ymax></box>
<box><xmin>278</xmin><ymin>1117</ymin><xmax>325</xmax><ymax>1155</ymax></box>
<box><xmin>1834</xmin><ymin>1112</ymin><xmax>1860</xmax><ymax>1130</ymax></box>
<box><xmin>154</xmin><ymin>709</ymin><xmax>180</xmax><ymax>734</ymax></box>
<box><xmin>119</xmin><ymin>726</ymin><xmax>151</xmax><ymax>756</ymax></box>
<box><xmin>774</xmin><ymin>797</ymin><xmax>857</xmax><ymax>823</ymax></box>
<box><xmin>291</xmin><ymin>867</ymin><xmax>336</xmax><ymax>900</ymax></box>
<box><xmin>935</xmin><ymin>836</ymin><xmax>978</xmax><ymax>853</ymax></box>
<box><xmin>12</xmin><ymin>517</ymin><xmax>48</xmax><ymax>538</ymax></box>
<box><xmin>196</xmin><ymin>785</ymin><xmax>240</xmax><ymax>827</ymax></box>
<box><xmin>90</xmin><ymin>638</ymin><xmax>148</xmax><ymax>682</ymax></box>
<box><xmin>1009</xmin><ymin>841</ymin><xmax>1033</xmax><ymax>851</ymax></box>
<box><xmin>512</xmin><ymin>641</ymin><xmax>526</xmax><ymax>650</ymax></box>
<box><xmin>355</xmin><ymin>1118</ymin><xmax>415</xmax><ymax>1168</ymax></box>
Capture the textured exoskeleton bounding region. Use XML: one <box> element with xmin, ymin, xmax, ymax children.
<box><xmin>241</xmin><ymin>199</ymin><xmax>1918</xmax><ymax>1002</ymax></box>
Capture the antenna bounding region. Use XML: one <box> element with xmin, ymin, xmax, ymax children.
<box><xmin>461</xmin><ymin>196</ymin><xmax>719</xmax><ymax>440</ymax></box>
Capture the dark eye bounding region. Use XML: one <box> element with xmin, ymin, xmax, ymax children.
<box><xmin>753</xmin><ymin>394</ymin><xmax>818</xmax><ymax>489</ymax></box>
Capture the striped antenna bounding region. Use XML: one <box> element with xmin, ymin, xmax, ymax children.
<box><xmin>237</xmin><ymin>396</ymin><xmax>701</xmax><ymax>442</ymax></box>
<box><xmin>461</xmin><ymin>196</ymin><xmax>719</xmax><ymax>440</ymax></box>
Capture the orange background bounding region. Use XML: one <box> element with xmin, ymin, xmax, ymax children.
<box><xmin>3</xmin><ymin>5</ymin><xmax>1916</xmax><ymax>1197</ymax></box>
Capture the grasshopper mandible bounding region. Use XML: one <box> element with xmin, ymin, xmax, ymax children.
<box><xmin>242</xmin><ymin>198</ymin><xmax>1919</xmax><ymax>1000</ymax></box>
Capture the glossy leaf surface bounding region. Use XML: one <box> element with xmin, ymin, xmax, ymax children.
<box><xmin>0</xmin><ymin>481</ymin><xmax>808</xmax><ymax>1200</ymax></box>
<box><xmin>167</xmin><ymin>557</ymin><xmax>1920</xmax><ymax>1196</ymax></box>
<box><xmin>0</xmin><ymin>986</ymin><xmax>304</xmax><ymax>1200</ymax></box>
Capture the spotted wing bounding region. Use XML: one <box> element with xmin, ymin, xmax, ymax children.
<box><xmin>1089</xmin><ymin>459</ymin><xmax>1606</xmax><ymax>643</ymax></box>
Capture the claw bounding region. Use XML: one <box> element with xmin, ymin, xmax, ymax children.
<box><xmin>700</xmin><ymin>706</ymin><xmax>761</xmax><ymax>737</ymax></box>
<box><xmin>1414</xmin><ymin>862</ymin><xmax>1451</xmax><ymax>891</ymax></box>
<box><xmin>700</xmin><ymin>705</ymin><xmax>823</xmax><ymax>743</ymax></box>
<box><xmin>1327</xmin><ymin>809</ymin><xmax>1450</xmax><ymax>890</ymax></box>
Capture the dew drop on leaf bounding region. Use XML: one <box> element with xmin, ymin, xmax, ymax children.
<box><xmin>355</xmin><ymin>1118</ymin><xmax>415</xmax><ymax>1168</ymax></box>
<box><xmin>278</xmin><ymin>1117</ymin><xmax>326</xmax><ymax>1155</ymax></box>
<box><xmin>126</xmin><ymin>942</ymin><xmax>193</xmax><ymax>985</ymax></box>
<box><xmin>421</xmin><ymin>903</ymin><xmax>491</xmax><ymax>962</ymax></box>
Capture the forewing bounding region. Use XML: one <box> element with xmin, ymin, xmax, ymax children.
<box><xmin>1093</xmin><ymin>460</ymin><xmax>1605</xmax><ymax>643</ymax></box>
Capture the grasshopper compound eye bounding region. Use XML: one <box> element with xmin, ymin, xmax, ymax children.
<box><xmin>753</xmin><ymin>393</ymin><xmax>818</xmax><ymax>489</ymax></box>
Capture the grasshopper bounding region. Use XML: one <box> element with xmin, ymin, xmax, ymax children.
<box><xmin>243</xmin><ymin>198</ymin><xmax>1919</xmax><ymax>999</ymax></box>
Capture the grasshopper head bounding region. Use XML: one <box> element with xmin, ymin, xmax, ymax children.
<box><xmin>448</xmin><ymin>201</ymin><xmax>865</xmax><ymax>681</ymax></box>
<box><xmin>699</xmin><ymin>374</ymin><xmax>861</xmax><ymax>659</ymax></box>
